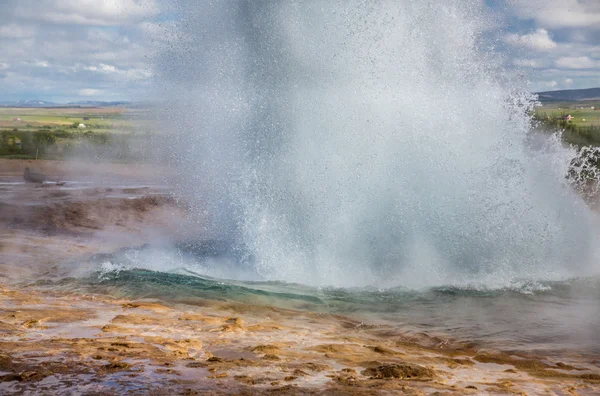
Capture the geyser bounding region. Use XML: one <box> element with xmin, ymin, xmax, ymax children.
<box><xmin>154</xmin><ymin>1</ymin><xmax>599</xmax><ymax>288</ymax></box>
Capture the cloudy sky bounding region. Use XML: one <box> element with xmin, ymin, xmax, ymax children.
<box><xmin>0</xmin><ymin>0</ymin><xmax>598</xmax><ymax>102</ymax></box>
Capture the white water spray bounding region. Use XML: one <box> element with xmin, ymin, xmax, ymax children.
<box><xmin>154</xmin><ymin>1</ymin><xmax>599</xmax><ymax>288</ymax></box>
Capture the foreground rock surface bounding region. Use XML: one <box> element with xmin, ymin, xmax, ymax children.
<box><xmin>0</xmin><ymin>160</ymin><xmax>599</xmax><ymax>395</ymax></box>
<box><xmin>1</xmin><ymin>285</ymin><xmax>599</xmax><ymax>395</ymax></box>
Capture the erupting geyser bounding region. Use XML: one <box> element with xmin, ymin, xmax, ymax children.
<box><xmin>154</xmin><ymin>1</ymin><xmax>599</xmax><ymax>288</ymax></box>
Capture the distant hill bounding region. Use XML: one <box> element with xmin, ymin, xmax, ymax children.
<box><xmin>535</xmin><ymin>88</ymin><xmax>600</xmax><ymax>103</ymax></box>
<box><xmin>66</xmin><ymin>100</ymin><xmax>130</xmax><ymax>106</ymax></box>
<box><xmin>0</xmin><ymin>100</ymin><xmax>131</xmax><ymax>108</ymax></box>
<box><xmin>0</xmin><ymin>100</ymin><xmax>57</xmax><ymax>107</ymax></box>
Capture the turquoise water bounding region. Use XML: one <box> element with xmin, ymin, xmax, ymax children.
<box><xmin>50</xmin><ymin>243</ymin><xmax>600</xmax><ymax>357</ymax></box>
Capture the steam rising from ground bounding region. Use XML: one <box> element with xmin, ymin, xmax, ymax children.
<box><xmin>153</xmin><ymin>1</ymin><xmax>599</xmax><ymax>288</ymax></box>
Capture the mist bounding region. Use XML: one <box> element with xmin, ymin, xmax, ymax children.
<box><xmin>147</xmin><ymin>1</ymin><xmax>600</xmax><ymax>289</ymax></box>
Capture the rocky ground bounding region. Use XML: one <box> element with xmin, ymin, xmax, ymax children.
<box><xmin>0</xmin><ymin>160</ymin><xmax>599</xmax><ymax>395</ymax></box>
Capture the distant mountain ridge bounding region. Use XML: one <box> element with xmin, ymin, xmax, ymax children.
<box><xmin>535</xmin><ymin>88</ymin><xmax>600</xmax><ymax>103</ymax></box>
<box><xmin>0</xmin><ymin>100</ymin><xmax>130</xmax><ymax>108</ymax></box>
<box><xmin>66</xmin><ymin>100</ymin><xmax>130</xmax><ymax>106</ymax></box>
<box><xmin>0</xmin><ymin>100</ymin><xmax>57</xmax><ymax>107</ymax></box>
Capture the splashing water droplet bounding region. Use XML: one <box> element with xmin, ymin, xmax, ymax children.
<box><xmin>151</xmin><ymin>1</ymin><xmax>600</xmax><ymax>289</ymax></box>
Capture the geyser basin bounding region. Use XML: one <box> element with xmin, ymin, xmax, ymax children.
<box><xmin>155</xmin><ymin>1</ymin><xmax>600</xmax><ymax>288</ymax></box>
<box><xmin>79</xmin><ymin>243</ymin><xmax>600</xmax><ymax>356</ymax></box>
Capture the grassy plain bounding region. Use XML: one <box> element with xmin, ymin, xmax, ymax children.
<box><xmin>0</xmin><ymin>107</ymin><xmax>152</xmax><ymax>134</ymax></box>
<box><xmin>533</xmin><ymin>101</ymin><xmax>600</xmax><ymax>147</ymax></box>
<box><xmin>0</xmin><ymin>107</ymin><xmax>157</xmax><ymax>161</ymax></box>
<box><xmin>3</xmin><ymin>102</ymin><xmax>600</xmax><ymax>162</ymax></box>
<box><xmin>534</xmin><ymin>101</ymin><xmax>600</xmax><ymax>127</ymax></box>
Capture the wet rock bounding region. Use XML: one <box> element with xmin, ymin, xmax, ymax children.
<box><xmin>299</xmin><ymin>362</ymin><xmax>331</xmax><ymax>372</ymax></box>
<box><xmin>367</xmin><ymin>345</ymin><xmax>401</xmax><ymax>355</ymax></box>
<box><xmin>101</xmin><ymin>324</ymin><xmax>126</xmax><ymax>333</ymax></box>
<box><xmin>0</xmin><ymin>354</ymin><xmax>13</xmax><ymax>371</ymax></box>
<box><xmin>234</xmin><ymin>375</ymin><xmax>255</xmax><ymax>384</ymax></box>
<box><xmin>267</xmin><ymin>384</ymin><xmax>296</xmax><ymax>393</ymax></box>
<box><xmin>110</xmin><ymin>313</ymin><xmax>167</xmax><ymax>326</ymax></box>
<box><xmin>235</xmin><ymin>374</ymin><xmax>279</xmax><ymax>385</ymax></box>
<box><xmin>219</xmin><ymin>317</ymin><xmax>245</xmax><ymax>332</ymax></box>
<box><xmin>24</xmin><ymin>168</ymin><xmax>46</xmax><ymax>183</ymax></box>
<box><xmin>122</xmin><ymin>303</ymin><xmax>141</xmax><ymax>309</ymax></box>
<box><xmin>178</xmin><ymin>314</ymin><xmax>223</xmax><ymax>324</ymax></box>
<box><xmin>156</xmin><ymin>368</ymin><xmax>179</xmax><ymax>375</ymax></box>
<box><xmin>252</xmin><ymin>344</ymin><xmax>280</xmax><ymax>353</ymax></box>
<box><xmin>312</xmin><ymin>344</ymin><xmax>355</xmax><ymax>354</ymax></box>
<box><xmin>579</xmin><ymin>373</ymin><xmax>600</xmax><ymax>381</ymax></box>
<box><xmin>103</xmin><ymin>361</ymin><xmax>131</xmax><ymax>371</ymax></box>
<box><xmin>556</xmin><ymin>362</ymin><xmax>580</xmax><ymax>371</ymax></box>
<box><xmin>442</xmin><ymin>357</ymin><xmax>474</xmax><ymax>369</ymax></box>
<box><xmin>330</xmin><ymin>368</ymin><xmax>360</xmax><ymax>386</ymax></box>
<box><xmin>0</xmin><ymin>320</ymin><xmax>19</xmax><ymax>334</ymax></box>
<box><xmin>21</xmin><ymin>319</ymin><xmax>43</xmax><ymax>328</ymax></box>
<box><xmin>245</xmin><ymin>322</ymin><xmax>284</xmax><ymax>332</ymax></box>
<box><xmin>262</xmin><ymin>354</ymin><xmax>281</xmax><ymax>361</ymax></box>
<box><xmin>292</xmin><ymin>369</ymin><xmax>309</xmax><ymax>376</ymax></box>
<box><xmin>361</xmin><ymin>363</ymin><xmax>434</xmax><ymax>380</ymax></box>
<box><xmin>0</xmin><ymin>370</ymin><xmax>47</xmax><ymax>382</ymax></box>
<box><xmin>474</xmin><ymin>353</ymin><xmax>556</xmax><ymax>378</ymax></box>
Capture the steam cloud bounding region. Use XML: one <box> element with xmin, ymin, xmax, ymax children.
<box><xmin>151</xmin><ymin>1</ymin><xmax>600</xmax><ymax>288</ymax></box>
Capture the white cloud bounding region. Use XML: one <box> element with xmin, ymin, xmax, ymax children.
<box><xmin>505</xmin><ymin>1</ymin><xmax>600</xmax><ymax>91</ymax></box>
<box><xmin>11</xmin><ymin>0</ymin><xmax>160</xmax><ymax>26</ymax></box>
<box><xmin>555</xmin><ymin>56</ymin><xmax>598</xmax><ymax>69</ymax></box>
<box><xmin>18</xmin><ymin>60</ymin><xmax>50</xmax><ymax>68</ymax></box>
<box><xmin>505</xmin><ymin>29</ymin><xmax>557</xmax><ymax>51</ymax></box>
<box><xmin>0</xmin><ymin>24</ymin><xmax>35</xmax><ymax>39</ymax></box>
<box><xmin>125</xmin><ymin>68</ymin><xmax>152</xmax><ymax>79</ymax></box>
<box><xmin>528</xmin><ymin>67</ymin><xmax>600</xmax><ymax>92</ymax></box>
<box><xmin>99</xmin><ymin>64</ymin><xmax>118</xmax><ymax>73</ymax></box>
<box><xmin>79</xmin><ymin>88</ymin><xmax>101</xmax><ymax>96</ymax></box>
<box><xmin>512</xmin><ymin>58</ymin><xmax>543</xmax><ymax>68</ymax></box>
<box><xmin>0</xmin><ymin>0</ymin><xmax>165</xmax><ymax>101</ymax></box>
<box><xmin>509</xmin><ymin>0</ymin><xmax>600</xmax><ymax>28</ymax></box>
<box><xmin>0</xmin><ymin>1</ymin><xmax>597</xmax><ymax>101</ymax></box>
<box><xmin>81</xmin><ymin>63</ymin><xmax>151</xmax><ymax>79</ymax></box>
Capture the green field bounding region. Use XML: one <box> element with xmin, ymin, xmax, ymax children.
<box><xmin>2</xmin><ymin>102</ymin><xmax>600</xmax><ymax>162</ymax></box>
<box><xmin>533</xmin><ymin>101</ymin><xmax>600</xmax><ymax>147</ymax></box>
<box><xmin>0</xmin><ymin>107</ymin><xmax>158</xmax><ymax>161</ymax></box>
<box><xmin>535</xmin><ymin>102</ymin><xmax>600</xmax><ymax>127</ymax></box>
<box><xmin>0</xmin><ymin>107</ymin><xmax>151</xmax><ymax>134</ymax></box>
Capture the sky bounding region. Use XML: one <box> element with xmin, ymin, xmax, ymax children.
<box><xmin>0</xmin><ymin>0</ymin><xmax>598</xmax><ymax>102</ymax></box>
